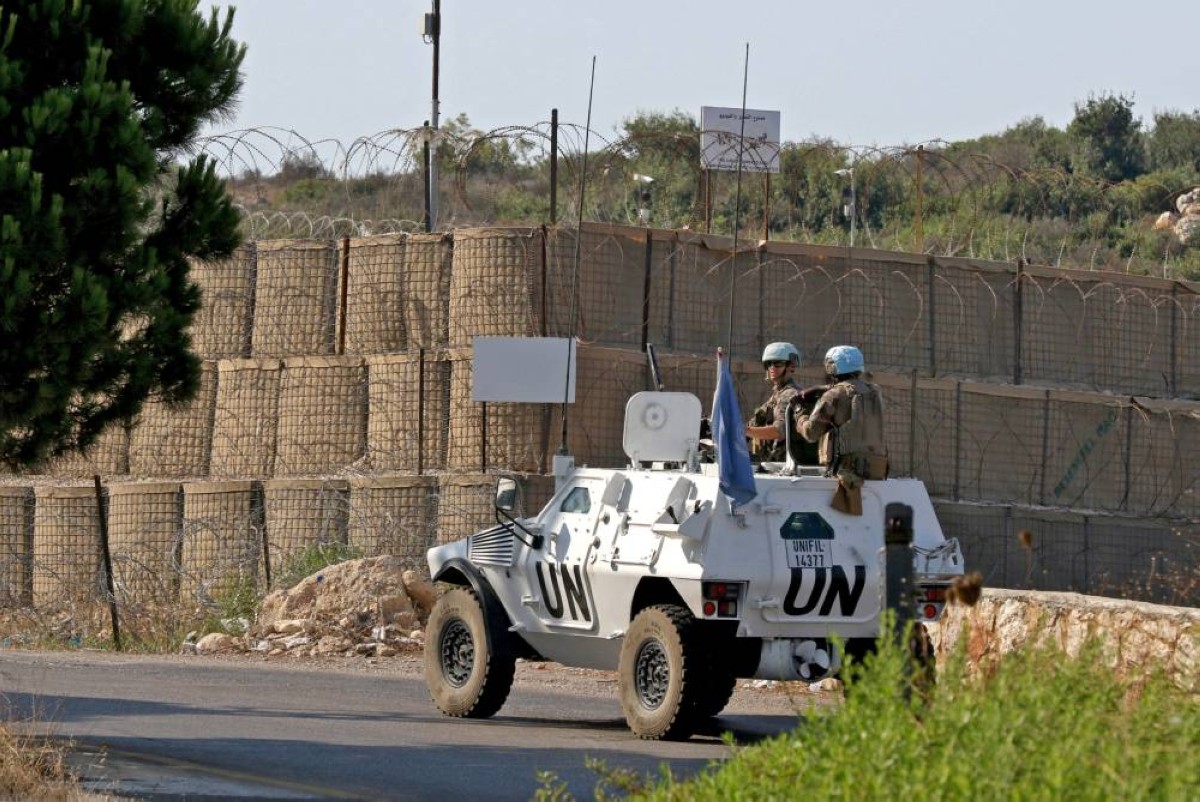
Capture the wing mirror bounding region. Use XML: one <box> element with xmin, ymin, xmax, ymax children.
<box><xmin>495</xmin><ymin>477</ymin><xmax>518</xmax><ymax>512</ymax></box>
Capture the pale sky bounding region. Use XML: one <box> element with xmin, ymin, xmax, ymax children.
<box><xmin>208</xmin><ymin>1</ymin><xmax>1199</xmax><ymax>151</ymax></box>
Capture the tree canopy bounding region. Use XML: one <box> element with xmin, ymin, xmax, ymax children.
<box><xmin>0</xmin><ymin>0</ymin><xmax>245</xmax><ymax>468</ymax></box>
<box><xmin>1068</xmin><ymin>93</ymin><xmax>1144</xmax><ymax>182</ymax></box>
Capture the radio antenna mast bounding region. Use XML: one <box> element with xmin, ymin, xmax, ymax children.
<box><xmin>558</xmin><ymin>55</ymin><xmax>597</xmax><ymax>455</ymax></box>
<box><xmin>724</xmin><ymin>43</ymin><xmax>750</xmax><ymax>354</ymax></box>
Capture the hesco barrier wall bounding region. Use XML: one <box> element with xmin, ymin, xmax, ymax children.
<box><xmin>0</xmin><ymin>476</ymin><xmax>1194</xmax><ymax>609</ymax></box>
<box><xmin>262</xmin><ymin>478</ymin><xmax>349</xmax><ymax>581</ymax></box>
<box><xmin>0</xmin><ymin>486</ymin><xmax>33</xmax><ymax>606</ymax></box>
<box><xmin>180</xmin><ymin>480</ymin><xmax>260</xmax><ymax>602</ymax></box>
<box><xmin>8</xmin><ymin>347</ymin><xmax>1200</xmax><ymax>522</ymax></box>
<box><xmin>365</xmin><ymin>352</ymin><xmax>449</xmax><ymax>473</ymax></box>
<box><xmin>344</xmin><ymin>233</ymin><xmax>453</xmax><ymax>353</ymax></box>
<box><xmin>3</xmin><ymin>224</ymin><xmax>1199</xmax><ymax>612</ymax></box>
<box><xmin>129</xmin><ymin>362</ymin><xmax>217</xmax><ymax>477</ymax></box>
<box><xmin>32</xmin><ymin>485</ymin><xmax>100</xmax><ymax>608</ymax></box>
<box><xmin>251</xmin><ymin>239</ymin><xmax>340</xmax><ymax>357</ymax></box>
<box><xmin>211</xmin><ymin>359</ymin><xmax>282</xmax><ymax>478</ymax></box>
<box><xmin>275</xmin><ymin>356</ymin><xmax>367</xmax><ymax>477</ymax></box>
<box><xmin>0</xmin><ymin>474</ymin><xmax>549</xmax><ymax>612</ymax></box>
<box><xmin>181</xmin><ymin>225</ymin><xmax>1200</xmax><ymax>395</ymax></box>
<box><xmin>107</xmin><ymin>482</ymin><xmax>182</xmax><ymax>606</ymax></box>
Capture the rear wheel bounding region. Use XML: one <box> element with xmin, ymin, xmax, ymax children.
<box><xmin>424</xmin><ymin>587</ymin><xmax>515</xmax><ymax>719</ymax></box>
<box><xmin>618</xmin><ymin>605</ymin><xmax>702</xmax><ymax>740</ymax></box>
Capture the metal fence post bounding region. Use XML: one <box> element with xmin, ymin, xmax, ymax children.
<box><xmin>549</xmin><ymin>108</ymin><xmax>558</xmax><ymax>225</ymax></box>
<box><xmin>252</xmin><ymin>480</ymin><xmax>269</xmax><ymax>589</ymax></box>
<box><xmin>337</xmin><ymin>236</ymin><xmax>350</xmax><ymax>355</ymax></box>
<box><xmin>640</xmin><ymin>230</ymin><xmax>653</xmax><ymax>352</ymax></box>
<box><xmin>953</xmin><ymin>381</ymin><xmax>963</xmax><ymax>500</ymax></box>
<box><xmin>908</xmin><ymin>369</ymin><xmax>918</xmax><ymax>478</ymax></box>
<box><xmin>1169</xmin><ymin>283</ymin><xmax>1179</xmax><ymax>396</ymax></box>
<box><xmin>1013</xmin><ymin>258</ymin><xmax>1025</xmax><ymax>385</ymax></box>
<box><xmin>1039</xmin><ymin>390</ymin><xmax>1051</xmax><ymax>506</ymax></box>
<box><xmin>92</xmin><ymin>475</ymin><xmax>121</xmax><ymax>651</ymax></box>
<box><xmin>244</xmin><ymin>240</ymin><xmax>258</xmax><ymax>357</ymax></box>
<box><xmin>418</xmin><ymin>347</ymin><xmax>426</xmax><ymax>476</ymax></box>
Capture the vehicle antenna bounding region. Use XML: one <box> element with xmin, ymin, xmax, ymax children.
<box><xmin>559</xmin><ymin>55</ymin><xmax>597</xmax><ymax>455</ymax></box>
<box><xmin>725</xmin><ymin>43</ymin><xmax>750</xmax><ymax>354</ymax></box>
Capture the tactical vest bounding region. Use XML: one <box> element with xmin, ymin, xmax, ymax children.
<box><xmin>836</xmin><ymin>378</ymin><xmax>886</xmax><ymax>460</ymax></box>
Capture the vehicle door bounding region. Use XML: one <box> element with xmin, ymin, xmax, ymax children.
<box><xmin>757</xmin><ymin>484</ymin><xmax>884</xmax><ymax>626</ymax></box>
<box><xmin>525</xmin><ymin>477</ymin><xmax>605</xmax><ymax>630</ymax></box>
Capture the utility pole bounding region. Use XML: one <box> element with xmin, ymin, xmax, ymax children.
<box><xmin>423</xmin><ymin>1</ymin><xmax>441</xmax><ymax>232</ymax></box>
<box><xmin>836</xmin><ymin>166</ymin><xmax>856</xmax><ymax>248</ymax></box>
<box><xmin>915</xmin><ymin>145</ymin><xmax>924</xmax><ymax>253</ymax></box>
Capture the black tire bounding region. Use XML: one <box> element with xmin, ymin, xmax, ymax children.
<box><xmin>424</xmin><ymin>587</ymin><xmax>515</xmax><ymax>719</ymax></box>
<box><xmin>617</xmin><ymin>605</ymin><xmax>702</xmax><ymax>740</ymax></box>
<box><xmin>690</xmin><ymin>649</ymin><xmax>737</xmax><ymax>719</ymax></box>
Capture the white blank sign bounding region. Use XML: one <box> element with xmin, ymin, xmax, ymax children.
<box><xmin>472</xmin><ymin>337</ymin><xmax>576</xmax><ymax>403</ymax></box>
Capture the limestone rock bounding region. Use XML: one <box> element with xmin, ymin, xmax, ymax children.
<box><xmin>242</xmin><ymin>556</ymin><xmax>434</xmax><ymax>659</ymax></box>
<box><xmin>1177</xmin><ymin>214</ymin><xmax>1200</xmax><ymax>245</ymax></box>
<box><xmin>1175</xmin><ymin>187</ymin><xmax>1200</xmax><ymax>215</ymax></box>
<box><xmin>1154</xmin><ymin>211</ymin><xmax>1178</xmax><ymax>231</ymax></box>
<box><xmin>1170</xmin><ymin>187</ymin><xmax>1200</xmax><ymax>245</ymax></box>
<box><xmin>196</xmin><ymin>632</ymin><xmax>241</xmax><ymax>654</ymax></box>
<box><xmin>272</xmin><ymin>619</ymin><xmax>308</xmax><ymax>635</ymax></box>
<box><xmin>403</xmin><ymin>569</ymin><xmax>436</xmax><ymax>615</ymax></box>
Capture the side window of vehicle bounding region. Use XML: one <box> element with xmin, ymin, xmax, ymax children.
<box><xmin>559</xmin><ymin>486</ymin><xmax>592</xmax><ymax>515</ymax></box>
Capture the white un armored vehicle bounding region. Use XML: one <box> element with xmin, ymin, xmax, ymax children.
<box><xmin>425</xmin><ymin>390</ymin><xmax>965</xmax><ymax>740</ymax></box>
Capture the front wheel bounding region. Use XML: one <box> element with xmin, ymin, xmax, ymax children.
<box><xmin>424</xmin><ymin>587</ymin><xmax>515</xmax><ymax>719</ymax></box>
<box><xmin>617</xmin><ymin>605</ymin><xmax>702</xmax><ymax>740</ymax></box>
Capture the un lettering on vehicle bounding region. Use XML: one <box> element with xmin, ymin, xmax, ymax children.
<box><xmin>533</xmin><ymin>561</ymin><xmax>592</xmax><ymax>623</ymax></box>
<box><xmin>783</xmin><ymin>564</ymin><xmax>867</xmax><ymax>616</ymax></box>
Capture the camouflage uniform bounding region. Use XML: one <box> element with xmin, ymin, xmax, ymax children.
<box><xmin>797</xmin><ymin>377</ymin><xmax>889</xmax><ymax>482</ymax></box>
<box><xmin>748</xmin><ymin>378</ymin><xmax>801</xmax><ymax>463</ymax></box>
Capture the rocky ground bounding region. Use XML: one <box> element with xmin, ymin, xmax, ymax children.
<box><xmin>185</xmin><ymin>555</ymin><xmax>436</xmax><ymax>661</ymax></box>
<box><xmin>185</xmin><ymin>556</ymin><xmax>837</xmax><ymax>710</ymax></box>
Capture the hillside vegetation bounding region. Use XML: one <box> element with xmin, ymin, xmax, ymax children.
<box><xmin>222</xmin><ymin>93</ymin><xmax>1200</xmax><ymax>279</ymax></box>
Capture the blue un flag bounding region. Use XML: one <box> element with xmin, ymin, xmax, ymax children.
<box><xmin>711</xmin><ymin>350</ymin><xmax>757</xmax><ymax>507</ymax></box>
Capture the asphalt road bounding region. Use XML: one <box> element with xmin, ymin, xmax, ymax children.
<box><xmin>0</xmin><ymin>650</ymin><xmax>812</xmax><ymax>801</ymax></box>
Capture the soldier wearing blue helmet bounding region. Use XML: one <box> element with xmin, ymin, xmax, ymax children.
<box><xmin>745</xmin><ymin>342</ymin><xmax>812</xmax><ymax>464</ymax></box>
<box><xmin>795</xmin><ymin>345</ymin><xmax>888</xmax><ymax>514</ymax></box>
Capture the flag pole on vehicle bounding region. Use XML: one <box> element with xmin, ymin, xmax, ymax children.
<box><xmin>712</xmin><ymin>43</ymin><xmax>757</xmax><ymax>509</ymax></box>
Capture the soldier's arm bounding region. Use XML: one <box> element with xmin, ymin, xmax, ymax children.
<box><xmin>796</xmin><ymin>390</ymin><xmax>839</xmax><ymax>442</ymax></box>
<box><xmin>746</xmin><ymin>401</ymin><xmax>783</xmax><ymax>441</ymax></box>
<box><xmin>745</xmin><ymin>423</ymin><xmax>783</xmax><ymax>441</ymax></box>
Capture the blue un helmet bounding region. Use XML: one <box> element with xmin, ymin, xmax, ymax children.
<box><xmin>824</xmin><ymin>345</ymin><xmax>864</xmax><ymax>377</ymax></box>
<box><xmin>761</xmin><ymin>342</ymin><xmax>800</xmax><ymax>368</ymax></box>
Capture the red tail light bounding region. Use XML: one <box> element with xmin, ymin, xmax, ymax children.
<box><xmin>701</xmin><ymin>581</ymin><xmax>741</xmax><ymax>618</ymax></box>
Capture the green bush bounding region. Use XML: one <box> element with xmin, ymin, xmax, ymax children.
<box><xmin>627</xmin><ymin>632</ymin><xmax>1198</xmax><ymax>801</ymax></box>
<box><xmin>273</xmin><ymin>541</ymin><xmax>363</xmax><ymax>591</ymax></box>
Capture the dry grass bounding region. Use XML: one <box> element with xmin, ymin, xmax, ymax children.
<box><xmin>0</xmin><ymin>723</ymin><xmax>83</xmax><ymax>801</ymax></box>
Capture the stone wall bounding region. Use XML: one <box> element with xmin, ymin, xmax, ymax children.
<box><xmin>933</xmin><ymin>588</ymin><xmax>1199</xmax><ymax>692</ymax></box>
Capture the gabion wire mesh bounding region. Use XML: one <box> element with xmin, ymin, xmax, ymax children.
<box><xmin>262</xmin><ymin>479</ymin><xmax>350</xmax><ymax>586</ymax></box>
